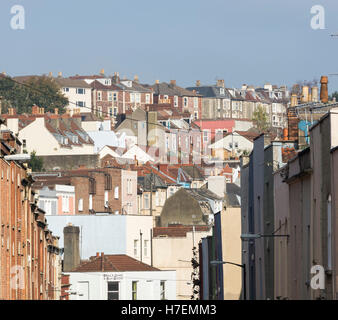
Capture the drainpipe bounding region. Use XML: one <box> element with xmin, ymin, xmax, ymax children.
<box><xmin>150</xmin><ymin>229</ymin><xmax>153</xmax><ymax>267</ymax></box>
<box><xmin>140</xmin><ymin>230</ymin><xmax>143</xmax><ymax>263</ymax></box>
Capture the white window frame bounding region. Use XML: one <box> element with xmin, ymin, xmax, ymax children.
<box><xmin>114</xmin><ymin>186</ymin><xmax>119</xmax><ymax>199</ymax></box>
<box><xmin>78</xmin><ymin>198</ymin><xmax>83</xmax><ymax>212</ymax></box>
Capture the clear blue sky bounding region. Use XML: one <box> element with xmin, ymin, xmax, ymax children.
<box><xmin>1</xmin><ymin>0</ymin><xmax>338</xmax><ymax>92</ymax></box>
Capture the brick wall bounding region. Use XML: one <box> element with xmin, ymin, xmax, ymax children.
<box><xmin>0</xmin><ymin>156</ymin><xmax>61</xmax><ymax>300</ymax></box>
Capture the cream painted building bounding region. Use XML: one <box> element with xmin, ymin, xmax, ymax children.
<box><xmin>220</xmin><ymin>207</ymin><xmax>242</xmax><ymax>300</ymax></box>
<box><xmin>152</xmin><ymin>226</ymin><xmax>212</xmax><ymax>300</ymax></box>
<box><xmin>18</xmin><ymin>117</ymin><xmax>95</xmax><ymax>156</ymax></box>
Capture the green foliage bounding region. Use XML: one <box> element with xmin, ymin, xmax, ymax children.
<box><xmin>0</xmin><ymin>75</ymin><xmax>68</xmax><ymax>114</ymax></box>
<box><xmin>28</xmin><ymin>151</ymin><xmax>44</xmax><ymax>172</ymax></box>
<box><xmin>329</xmin><ymin>91</ymin><xmax>338</xmax><ymax>102</ymax></box>
<box><xmin>252</xmin><ymin>105</ymin><xmax>269</xmax><ymax>132</ymax></box>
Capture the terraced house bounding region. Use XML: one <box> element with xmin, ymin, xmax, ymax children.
<box><xmin>0</xmin><ymin>126</ymin><xmax>61</xmax><ymax>300</ymax></box>
<box><xmin>148</xmin><ymin>80</ymin><xmax>202</xmax><ymax>120</ymax></box>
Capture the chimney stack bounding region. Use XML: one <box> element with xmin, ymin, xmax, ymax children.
<box><xmin>290</xmin><ymin>94</ymin><xmax>298</xmax><ymax>107</ymax></box>
<box><xmin>8</xmin><ymin>107</ymin><xmax>16</xmax><ymax>116</ymax></box>
<box><xmin>301</xmin><ymin>86</ymin><xmax>309</xmax><ymax>103</ymax></box>
<box><xmin>155</xmin><ymin>80</ymin><xmax>160</xmax><ymax>84</ymax></box>
<box><xmin>320</xmin><ymin>76</ymin><xmax>328</xmax><ymax>103</ymax></box>
<box><xmin>216</xmin><ymin>79</ymin><xmax>225</xmax><ymax>88</ymax></box>
<box><xmin>134</xmin><ymin>75</ymin><xmax>139</xmax><ymax>83</ymax></box>
<box><xmin>32</xmin><ymin>105</ymin><xmax>40</xmax><ymax>115</ymax></box>
<box><xmin>196</xmin><ymin>80</ymin><xmax>200</xmax><ymax>87</ymax></box>
<box><xmin>311</xmin><ymin>86</ymin><xmax>319</xmax><ymax>102</ymax></box>
<box><xmin>63</xmin><ymin>225</ymin><xmax>81</xmax><ymax>272</ymax></box>
<box><xmin>48</xmin><ymin>72</ymin><xmax>53</xmax><ymax>78</ymax></box>
<box><xmin>170</xmin><ymin>80</ymin><xmax>176</xmax><ymax>86</ymax></box>
<box><xmin>100</xmin><ymin>69</ymin><xmax>105</xmax><ymax>76</ymax></box>
<box><xmin>57</xmin><ymin>72</ymin><xmax>62</xmax><ymax>78</ymax></box>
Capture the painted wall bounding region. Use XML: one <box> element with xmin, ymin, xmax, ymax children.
<box><xmin>45</xmin><ymin>215</ymin><xmax>153</xmax><ymax>265</ymax></box>
<box><xmin>67</xmin><ymin>270</ymin><xmax>176</xmax><ymax>300</ymax></box>
<box><xmin>221</xmin><ymin>207</ymin><xmax>242</xmax><ymax>300</ymax></box>
<box><xmin>152</xmin><ymin>229</ymin><xmax>212</xmax><ymax>300</ymax></box>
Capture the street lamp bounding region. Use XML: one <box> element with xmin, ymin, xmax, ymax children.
<box><xmin>210</xmin><ymin>260</ymin><xmax>246</xmax><ymax>300</ymax></box>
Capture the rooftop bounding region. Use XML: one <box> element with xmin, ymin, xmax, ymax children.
<box><xmin>71</xmin><ymin>254</ymin><xmax>160</xmax><ymax>272</ymax></box>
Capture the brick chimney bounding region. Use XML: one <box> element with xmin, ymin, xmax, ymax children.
<box><xmin>32</xmin><ymin>105</ymin><xmax>40</xmax><ymax>115</ymax></box>
<box><xmin>57</xmin><ymin>72</ymin><xmax>62</xmax><ymax>78</ymax></box>
<box><xmin>216</xmin><ymin>79</ymin><xmax>225</xmax><ymax>88</ymax></box>
<box><xmin>134</xmin><ymin>75</ymin><xmax>139</xmax><ymax>83</ymax></box>
<box><xmin>320</xmin><ymin>76</ymin><xmax>328</xmax><ymax>103</ymax></box>
<box><xmin>155</xmin><ymin>80</ymin><xmax>160</xmax><ymax>84</ymax></box>
<box><xmin>48</xmin><ymin>72</ymin><xmax>53</xmax><ymax>78</ymax></box>
<box><xmin>170</xmin><ymin>80</ymin><xmax>176</xmax><ymax>86</ymax></box>
<box><xmin>196</xmin><ymin>80</ymin><xmax>200</xmax><ymax>87</ymax></box>
<box><xmin>63</xmin><ymin>225</ymin><xmax>81</xmax><ymax>272</ymax></box>
<box><xmin>100</xmin><ymin>69</ymin><xmax>105</xmax><ymax>76</ymax></box>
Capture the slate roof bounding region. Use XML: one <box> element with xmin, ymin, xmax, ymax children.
<box><xmin>71</xmin><ymin>254</ymin><xmax>160</xmax><ymax>272</ymax></box>
<box><xmin>90</xmin><ymin>80</ymin><xmax>122</xmax><ymax>91</ymax></box>
<box><xmin>186</xmin><ymin>86</ymin><xmax>231</xmax><ymax>99</ymax></box>
<box><xmin>138</xmin><ymin>173</ymin><xmax>167</xmax><ymax>191</ymax></box>
<box><xmin>224</xmin><ymin>183</ymin><xmax>241</xmax><ymax>207</ymax></box>
<box><xmin>148</xmin><ymin>82</ymin><xmax>201</xmax><ymax>97</ymax></box>
<box><xmin>181</xmin><ymin>165</ymin><xmax>205</xmax><ymax>181</ymax></box>
<box><xmin>185</xmin><ymin>188</ymin><xmax>224</xmax><ymax>201</ymax></box>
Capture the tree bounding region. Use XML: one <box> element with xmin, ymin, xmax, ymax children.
<box><xmin>0</xmin><ymin>75</ymin><xmax>68</xmax><ymax>114</ymax></box>
<box><xmin>252</xmin><ymin>105</ymin><xmax>269</xmax><ymax>133</ymax></box>
<box><xmin>28</xmin><ymin>151</ymin><xmax>44</xmax><ymax>172</ymax></box>
<box><xmin>329</xmin><ymin>91</ymin><xmax>338</xmax><ymax>102</ymax></box>
<box><xmin>190</xmin><ymin>246</ymin><xmax>200</xmax><ymax>300</ymax></box>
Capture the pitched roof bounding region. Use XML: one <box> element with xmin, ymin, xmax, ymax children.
<box><xmin>181</xmin><ymin>165</ymin><xmax>205</xmax><ymax>181</ymax></box>
<box><xmin>186</xmin><ymin>86</ymin><xmax>231</xmax><ymax>99</ymax></box>
<box><xmin>71</xmin><ymin>254</ymin><xmax>160</xmax><ymax>272</ymax></box>
<box><xmin>54</xmin><ymin>78</ymin><xmax>92</xmax><ymax>88</ymax></box>
<box><xmin>149</xmin><ymin>82</ymin><xmax>201</xmax><ymax>97</ymax></box>
<box><xmin>90</xmin><ymin>80</ymin><xmax>122</xmax><ymax>91</ymax></box>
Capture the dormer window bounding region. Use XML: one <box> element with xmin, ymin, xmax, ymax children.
<box><xmin>220</xmin><ymin>88</ymin><xmax>225</xmax><ymax>95</ymax></box>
